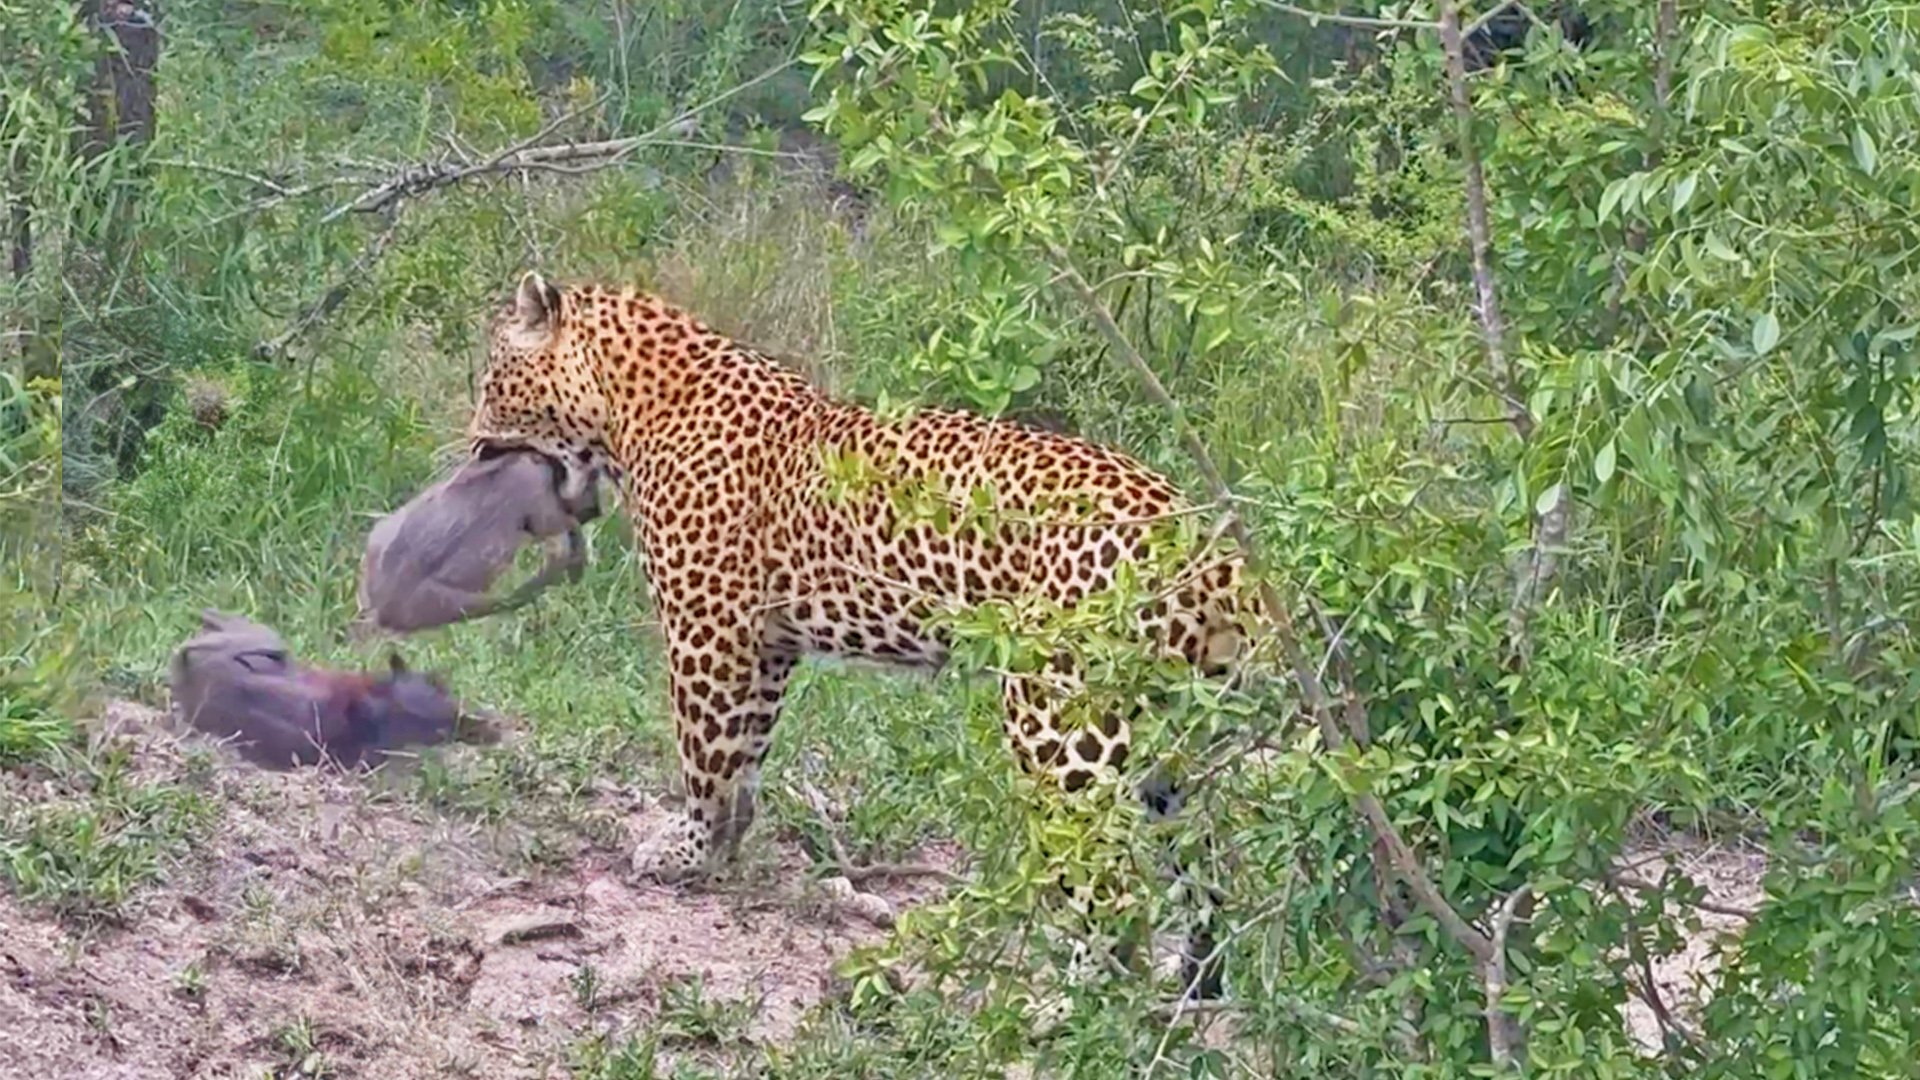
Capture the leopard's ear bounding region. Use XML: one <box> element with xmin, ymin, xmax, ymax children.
<box><xmin>514</xmin><ymin>271</ymin><xmax>561</xmax><ymax>331</ymax></box>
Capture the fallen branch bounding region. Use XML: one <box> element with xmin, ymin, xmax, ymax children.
<box><xmin>795</xmin><ymin>779</ymin><xmax>966</xmax><ymax>886</ymax></box>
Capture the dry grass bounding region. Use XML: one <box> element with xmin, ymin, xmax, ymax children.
<box><xmin>643</xmin><ymin>160</ymin><xmax>865</xmax><ymax>395</ymax></box>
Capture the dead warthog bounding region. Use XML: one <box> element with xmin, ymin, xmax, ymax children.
<box><xmin>170</xmin><ymin>609</ymin><xmax>464</xmax><ymax>770</ymax></box>
<box><xmin>355</xmin><ymin>447</ymin><xmax>602</xmax><ymax>635</ymax></box>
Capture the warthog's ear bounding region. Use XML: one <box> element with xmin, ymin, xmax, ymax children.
<box><xmin>388</xmin><ymin>651</ymin><xmax>409</xmax><ymax>676</ymax></box>
<box><xmin>514</xmin><ymin>270</ymin><xmax>561</xmax><ymax>331</ymax></box>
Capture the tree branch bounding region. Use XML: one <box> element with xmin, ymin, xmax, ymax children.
<box><xmin>319</xmin><ymin>61</ymin><xmax>796</xmax><ymax>224</ymax></box>
<box><xmin>1248</xmin><ymin>0</ymin><xmax>1437</xmax><ymax>32</ymax></box>
<box><xmin>1047</xmin><ymin>247</ymin><xmax>1496</xmax><ymax>971</ymax></box>
<box><xmin>1483</xmin><ymin>885</ymin><xmax>1530</xmax><ymax>1065</ymax></box>
<box><xmin>254</xmin><ymin>204</ymin><xmax>405</xmax><ymax>360</ymax></box>
<box><xmin>1436</xmin><ymin>3</ymin><xmax>1529</xmax><ymax>439</ymax></box>
<box><xmin>237</xmin><ymin>62</ymin><xmax>797</xmax><ymax>359</ymax></box>
<box><xmin>1437</xmin><ymin>1</ymin><xmax>1573</xmax><ymax>670</ymax></box>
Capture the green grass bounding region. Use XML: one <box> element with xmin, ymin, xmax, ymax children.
<box><xmin>0</xmin><ymin>690</ymin><xmax>216</xmax><ymax>922</ymax></box>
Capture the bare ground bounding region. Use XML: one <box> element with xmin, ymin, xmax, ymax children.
<box><xmin>0</xmin><ymin>701</ymin><xmax>959</xmax><ymax>1080</ymax></box>
<box><xmin>2</xmin><ymin>698</ymin><xmax>1789</xmax><ymax>1078</ymax></box>
<box><xmin>1615</xmin><ymin>833</ymin><xmax>1769</xmax><ymax>1054</ymax></box>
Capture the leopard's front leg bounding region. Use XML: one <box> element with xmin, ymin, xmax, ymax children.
<box><xmin>631</xmin><ymin>611</ymin><xmax>796</xmax><ymax>883</ymax></box>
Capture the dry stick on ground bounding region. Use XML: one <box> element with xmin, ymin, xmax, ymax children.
<box><xmin>794</xmin><ymin>780</ymin><xmax>966</xmax><ymax>886</ymax></box>
<box><xmin>1046</xmin><ymin>246</ymin><xmax>1499</xmax><ymax>974</ymax></box>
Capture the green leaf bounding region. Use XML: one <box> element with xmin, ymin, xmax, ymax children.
<box><xmin>1593</xmin><ymin>438</ymin><xmax>1617</xmax><ymax>484</ymax></box>
<box><xmin>1671</xmin><ymin>172</ymin><xmax>1698</xmax><ymax>216</ymax></box>
<box><xmin>1534</xmin><ymin>483</ymin><xmax>1563</xmax><ymax>517</ymax></box>
<box><xmin>1852</xmin><ymin>125</ymin><xmax>1878</xmax><ymax>175</ymax></box>
<box><xmin>1752</xmin><ymin>311</ymin><xmax>1781</xmax><ymax>356</ymax></box>
<box><xmin>1597</xmin><ymin>176</ymin><xmax>1626</xmax><ymax>224</ymax></box>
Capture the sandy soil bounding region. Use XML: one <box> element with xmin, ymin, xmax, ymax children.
<box><xmin>1614</xmin><ymin>833</ymin><xmax>1768</xmax><ymax>1055</ymax></box>
<box><xmin>0</xmin><ymin>701</ymin><xmax>958</xmax><ymax>1080</ymax></box>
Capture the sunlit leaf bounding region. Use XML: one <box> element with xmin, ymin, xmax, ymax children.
<box><xmin>1753</xmin><ymin>311</ymin><xmax>1781</xmax><ymax>356</ymax></box>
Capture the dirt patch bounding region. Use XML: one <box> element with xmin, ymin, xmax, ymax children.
<box><xmin>1615</xmin><ymin>834</ymin><xmax>1767</xmax><ymax>1053</ymax></box>
<box><xmin>0</xmin><ymin>701</ymin><xmax>957</xmax><ymax>1079</ymax></box>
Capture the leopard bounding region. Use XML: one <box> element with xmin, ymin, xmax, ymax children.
<box><xmin>464</xmin><ymin>271</ymin><xmax>1257</xmax><ymax>998</ymax></box>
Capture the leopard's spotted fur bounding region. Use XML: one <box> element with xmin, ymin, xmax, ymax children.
<box><xmin>467</xmin><ymin>272</ymin><xmax>1252</xmax><ymax>994</ymax></box>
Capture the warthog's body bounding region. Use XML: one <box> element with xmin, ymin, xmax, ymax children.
<box><xmin>170</xmin><ymin>609</ymin><xmax>462</xmax><ymax>769</ymax></box>
<box><xmin>357</xmin><ymin>448</ymin><xmax>601</xmax><ymax>634</ymax></box>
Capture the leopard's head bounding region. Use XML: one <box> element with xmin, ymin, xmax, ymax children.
<box><xmin>468</xmin><ymin>271</ymin><xmax>614</xmax><ymax>499</ymax></box>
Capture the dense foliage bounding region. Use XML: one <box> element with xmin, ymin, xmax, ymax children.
<box><xmin>9</xmin><ymin>0</ymin><xmax>1919</xmax><ymax>1075</ymax></box>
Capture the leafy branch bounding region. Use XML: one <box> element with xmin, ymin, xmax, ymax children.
<box><xmin>1047</xmin><ymin>246</ymin><xmax>1507</xmax><ymax>993</ymax></box>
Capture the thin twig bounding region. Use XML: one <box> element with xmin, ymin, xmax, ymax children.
<box><xmin>148</xmin><ymin>158</ymin><xmax>301</xmax><ymax>195</ymax></box>
<box><xmin>796</xmin><ymin>780</ymin><xmax>966</xmax><ymax>885</ymax></box>
<box><xmin>319</xmin><ymin>61</ymin><xmax>796</xmax><ymax>224</ymax></box>
<box><xmin>1145</xmin><ymin>889</ymin><xmax>1299</xmax><ymax>1077</ymax></box>
<box><xmin>1249</xmin><ymin>0</ymin><xmax>1437</xmax><ymax>32</ymax></box>
<box><xmin>254</xmin><ymin>204</ymin><xmax>406</xmax><ymax>360</ymax></box>
<box><xmin>1612</xmin><ymin>871</ymin><xmax>1757</xmax><ymax>920</ymax></box>
<box><xmin>1601</xmin><ymin>869</ymin><xmax>1705</xmax><ymax>1053</ymax></box>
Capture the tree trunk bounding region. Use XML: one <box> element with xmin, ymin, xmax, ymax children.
<box><xmin>60</xmin><ymin>1</ymin><xmax>162</xmax><ymax>481</ymax></box>
<box><xmin>78</xmin><ymin>1</ymin><xmax>162</xmax><ymax>161</ymax></box>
